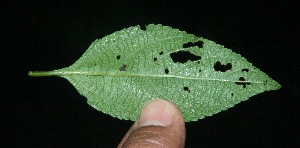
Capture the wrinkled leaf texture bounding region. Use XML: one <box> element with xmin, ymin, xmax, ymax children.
<box><xmin>29</xmin><ymin>24</ymin><xmax>280</xmax><ymax>122</ymax></box>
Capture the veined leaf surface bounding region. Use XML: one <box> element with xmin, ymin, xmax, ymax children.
<box><xmin>29</xmin><ymin>24</ymin><xmax>281</xmax><ymax>122</ymax></box>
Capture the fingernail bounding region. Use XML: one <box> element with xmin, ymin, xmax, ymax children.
<box><xmin>138</xmin><ymin>99</ymin><xmax>174</xmax><ymax>127</ymax></box>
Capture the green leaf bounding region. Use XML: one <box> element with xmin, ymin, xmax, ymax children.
<box><xmin>29</xmin><ymin>24</ymin><xmax>281</xmax><ymax>122</ymax></box>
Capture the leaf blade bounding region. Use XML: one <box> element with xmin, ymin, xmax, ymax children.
<box><xmin>29</xmin><ymin>24</ymin><xmax>281</xmax><ymax>121</ymax></box>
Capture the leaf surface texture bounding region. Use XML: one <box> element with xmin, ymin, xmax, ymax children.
<box><xmin>29</xmin><ymin>24</ymin><xmax>281</xmax><ymax>121</ymax></box>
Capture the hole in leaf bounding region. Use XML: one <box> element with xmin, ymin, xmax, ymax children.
<box><xmin>119</xmin><ymin>64</ymin><xmax>127</xmax><ymax>71</ymax></box>
<box><xmin>183</xmin><ymin>41</ymin><xmax>204</xmax><ymax>48</ymax></box>
<box><xmin>197</xmin><ymin>61</ymin><xmax>201</xmax><ymax>64</ymax></box>
<box><xmin>199</xmin><ymin>69</ymin><xmax>201</xmax><ymax>72</ymax></box>
<box><xmin>235</xmin><ymin>77</ymin><xmax>251</xmax><ymax>88</ymax></box>
<box><xmin>231</xmin><ymin>93</ymin><xmax>234</xmax><ymax>96</ymax></box>
<box><xmin>242</xmin><ymin>68</ymin><xmax>249</xmax><ymax>72</ymax></box>
<box><xmin>153</xmin><ymin>57</ymin><xmax>157</xmax><ymax>62</ymax></box>
<box><xmin>165</xmin><ymin>68</ymin><xmax>169</xmax><ymax>74</ymax></box>
<box><xmin>183</xmin><ymin>86</ymin><xmax>190</xmax><ymax>93</ymax></box>
<box><xmin>116</xmin><ymin>55</ymin><xmax>121</xmax><ymax>60</ymax></box>
<box><xmin>159</xmin><ymin>51</ymin><xmax>164</xmax><ymax>55</ymax></box>
<box><xmin>170</xmin><ymin>50</ymin><xmax>201</xmax><ymax>64</ymax></box>
<box><xmin>140</xmin><ymin>25</ymin><xmax>146</xmax><ymax>31</ymax></box>
<box><xmin>214</xmin><ymin>61</ymin><xmax>232</xmax><ymax>72</ymax></box>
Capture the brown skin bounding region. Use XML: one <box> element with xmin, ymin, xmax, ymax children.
<box><xmin>118</xmin><ymin>99</ymin><xmax>186</xmax><ymax>148</ymax></box>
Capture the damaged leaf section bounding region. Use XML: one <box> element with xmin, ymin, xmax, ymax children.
<box><xmin>183</xmin><ymin>86</ymin><xmax>190</xmax><ymax>93</ymax></box>
<box><xmin>140</xmin><ymin>25</ymin><xmax>146</xmax><ymax>31</ymax></box>
<box><xmin>183</xmin><ymin>41</ymin><xmax>204</xmax><ymax>48</ymax></box>
<box><xmin>28</xmin><ymin>24</ymin><xmax>281</xmax><ymax>122</ymax></box>
<box><xmin>116</xmin><ymin>55</ymin><xmax>121</xmax><ymax>60</ymax></box>
<box><xmin>214</xmin><ymin>61</ymin><xmax>232</xmax><ymax>72</ymax></box>
<box><xmin>235</xmin><ymin>77</ymin><xmax>251</xmax><ymax>88</ymax></box>
<box><xmin>242</xmin><ymin>68</ymin><xmax>249</xmax><ymax>72</ymax></box>
<box><xmin>119</xmin><ymin>64</ymin><xmax>127</xmax><ymax>71</ymax></box>
<box><xmin>170</xmin><ymin>50</ymin><xmax>201</xmax><ymax>64</ymax></box>
<box><xmin>165</xmin><ymin>68</ymin><xmax>169</xmax><ymax>74</ymax></box>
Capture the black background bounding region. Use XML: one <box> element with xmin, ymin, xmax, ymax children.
<box><xmin>1</xmin><ymin>0</ymin><xmax>299</xmax><ymax>147</ymax></box>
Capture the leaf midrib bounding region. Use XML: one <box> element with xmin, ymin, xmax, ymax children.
<box><xmin>28</xmin><ymin>70</ymin><xmax>260</xmax><ymax>84</ymax></box>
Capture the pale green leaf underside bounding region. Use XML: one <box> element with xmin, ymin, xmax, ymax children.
<box><xmin>29</xmin><ymin>24</ymin><xmax>280</xmax><ymax>122</ymax></box>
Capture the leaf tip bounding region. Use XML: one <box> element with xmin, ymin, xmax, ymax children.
<box><xmin>266</xmin><ymin>79</ymin><xmax>282</xmax><ymax>90</ymax></box>
<box><xmin>275</xmin><ymin>81</ymin><xmax>282</xmax><ymax>90</ymax></box>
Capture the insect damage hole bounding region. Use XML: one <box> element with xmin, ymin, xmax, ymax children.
<box><xmin>159</xmin><ymin>51</ymin><xmax>164</xmax><ymax>55</ymax></box>
<box><xmin>153</xmin><ymin>57</ymin><xmax>157</xmax><ymax>62</ymax></box>
<box><xmin>214</xmin><ymin>61</ymin><xmax>232</xmax><ymax>72</ymax></box>
<box><xmin>242</xmin><ymin>68</ymin><xmax>249</xmax><ymax>72</ymax></box>
<box><xmin>170</xmin><ymin>50</ymin><xmax>201</xmax><ymax>64</ymax></box>
<box><xmin>183</xmin><ymin>41</ymin><xmax>204</xmax><ymax>48</ymax></box>
<box><xmin>165</xmin><ymin>68</ymin><xmax>169</xmax><ymax>74</ymax></box>
<box><xmin>116</xmin><ymin>55</ymin><xmax>121</xmax><ymax>60</ymax></box>
<box><xmin>119</xmin><ymin>64</ymin><xmax>127</xmax><ymax>71</ymax></box>
<box><xmin>183</xmin><ymin>86</ymin><xmax>190</xmax><ymax>93</ymax></box>
<box><xmin>235</xmin><ymin>77</ymin><xmax>251</xmax><ymax>88</ymax></box>
<box><xmin>140</xmin><ymin>25</ymin><xmax>146</xmax><ymax>31</ymax></box>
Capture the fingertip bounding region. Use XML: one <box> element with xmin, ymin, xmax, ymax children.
<box><xmin>119</xmin><ymin>99</ymin><xmax>186</xmax><ymax>148</ymax></box>
<box><xmin>138</xmin><ymin>99</ymin><xmax>186</xmax><ymax>145</ymax></box>
<box><xmin>138</xmin><ymin>99</ymin><xmax>174</xmax><ymax>127</ymax></box>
